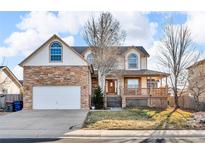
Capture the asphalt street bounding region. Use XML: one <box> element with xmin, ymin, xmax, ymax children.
<box><xmin>0</xmin><ymin>136</ymin><xmax>205</xmax><ymax>143</ymax></box>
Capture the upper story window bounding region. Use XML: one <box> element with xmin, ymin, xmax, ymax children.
<box><xmin>50</xmin><ymin>42</ymin><xmax>62</xmax><ymax>62</ymax></box>
<box><xmin>86</xmin><ymin>53</ymin><xmax>94</xmax><ymax>64</ymax></box>
<box><xmin>128</xmin><ymin>53</ymin><xmax>138</xmax><ymax>69</ymax></box>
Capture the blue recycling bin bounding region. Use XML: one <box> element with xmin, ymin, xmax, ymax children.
<box><xmin>12</xmin><ymin>101</ymin><xmax>23</xmax><ymax>112</ymax></box>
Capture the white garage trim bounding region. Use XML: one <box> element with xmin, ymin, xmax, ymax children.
<box><xmin>32</xmin><ymin>86</ymin><xmax>81</xmax><ymax>109</ymax></box>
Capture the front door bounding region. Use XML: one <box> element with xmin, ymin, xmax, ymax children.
<box><xmin>107</xmin><ymin>80</ymin><xmax>115</xmax><ymax>94</ymax></box>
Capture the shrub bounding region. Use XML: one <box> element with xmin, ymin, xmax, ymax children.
<box><xmin>92</xmin><ymin>86</ymin><xmax>104</xmax><ymax>109</ymax></box>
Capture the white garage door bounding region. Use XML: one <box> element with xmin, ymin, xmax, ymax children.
<box><xmin>33</xmin><ymin>86</ymin><xmax>81</xmax><ymax>109</ymax></box>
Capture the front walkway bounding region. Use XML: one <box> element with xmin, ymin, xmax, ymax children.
<box><xmin>64</xmin><ymin>130</ymin><xmax>205</xmax><ymax>138</ymax></box>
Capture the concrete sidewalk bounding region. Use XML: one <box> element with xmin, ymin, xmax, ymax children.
<box><xmin>64</xmin><ymin>130</ymin><xmax>205</xmax><ymax>138</ymax></box>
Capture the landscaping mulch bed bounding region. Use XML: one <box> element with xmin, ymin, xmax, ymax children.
<box><xmin>188</xmin><ymin>112</ymin><xmax>205</xmax><ymax>129</ymax></box>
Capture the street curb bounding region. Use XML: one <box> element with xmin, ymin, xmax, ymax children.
<box><xmin>64</xmin><ymin>130</ymin><xmax>205</xmax><ymax>138</ymax></box>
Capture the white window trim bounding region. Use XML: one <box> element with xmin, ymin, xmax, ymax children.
<box><xmin>84</xmin><ymin>50</ymin><xmax>94</xmax><ymax>63</ymax></box>
<box><xmin>84</xmin><ymin>50</ymin><xmax>92</xmax><ymax>60</ymax></box>
<box><xmin>125</xmin><ymin>50</ymin><xmax>141</xmax><ymax>70</ymax></box>
<box><xmin>49</xmin><ymin>41</ymin><xmax>63</xmax><ymax>63</ymax></box>
<box><xmin>86</xmin><ymin>53</ymin><xmax>94</xmax><ymax>64</ymax></box>
<box><xmin>84</xmin><ymin>50</ymin><xmax>97</xmax><ymax>70</ymax></box>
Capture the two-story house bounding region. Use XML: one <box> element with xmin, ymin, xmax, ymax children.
<box><xmin>75</xmin><ymin>46</ymin><xmax>169</xmax><ymax>109</ymax></box>
<box><xmin>19</xmin><ymin>34</ymin><xmax>169</xmax><ymax>110</ymax></box>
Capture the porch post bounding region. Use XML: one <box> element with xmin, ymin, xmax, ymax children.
<box><xmin>104</xmin><ymin>79</ymin><xmax>107</xmax><ymax>108</ymax></box>
<box><xmin>160</xmin><ymin>76</ymin><xmax>162</xmax><ymax>88</ymax></box>
<box><xmin>149</xmin><ymin>76</ymin><xmax>151</xmax><ymax>91</ymax></box>
<box><xmin>146</xmin><ymin>76</ymin><xmax>148</xmax><ymax>95</ymax></box>
<box><xmin>121</xmin><ymin>77</ymin><xmax>126</xmax><ymax>108</ymax></box>
<box><xmin>165</xmin><ymin>76</ymin><xmax>168</xmax><ymax>96</ymax></box>
<box><xmin>160</xmin><ymin>75</ymin><xmax>163</xmax><ymax>96</ymax></box>
<box><xmin>149</xmin><ymin>76</ymin><xmax>152</xmax><ymax>107</ymax></box>
<box><xmin>104</xmin><ymin>80</ymin><xmax>107</xmax><ymax>94</ymax></box>
<box><xmin>117</xmin><ymin>79</ymin><xmax>120</xmax><ymax>95</ymax></box>
<box><xmin>115</xmin><ymin>80</ymin><xmax>117</xmax><ymax>94</ymax></box>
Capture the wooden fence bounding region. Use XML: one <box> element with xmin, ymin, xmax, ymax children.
<box><xmin>0</xmin><ymin>94</ymin><xmax>23</xmax><ymax>108</ymax></box>
<box><xmin>168</xmin><ymin>95</ymin><xmax>205</xmax><ymax>111</ymax></box>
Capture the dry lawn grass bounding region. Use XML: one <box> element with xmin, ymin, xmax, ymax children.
<box><xmin>84</xmin><ymin>108</ymin><xmax>193</xmax><ymax>130</ymax></box>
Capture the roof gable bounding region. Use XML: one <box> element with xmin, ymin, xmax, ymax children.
<box><xmin>19</xmin><ymin>34</ymin><xmax>89</xmax><ymax>66</ymax></box>
<box><xmin>0</xmin><ymin>66</ymin><xmax>22</xmax><ymax>88</ymax></box>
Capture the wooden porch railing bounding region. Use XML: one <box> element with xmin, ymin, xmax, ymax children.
<box><xmin>124</xmin><ymin>88</ymin><xmax>168</xmax><ymax>97</ymax></box>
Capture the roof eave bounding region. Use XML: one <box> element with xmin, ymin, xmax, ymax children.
<box><xmin>19</xmin><ymin>34</ymin><xmax>59</xmax><ymax>67</ymax></box>
<box><xmin>2</xmin><ymin>66</ymin><xmax>23</xmax><ymax>88</ymax></box>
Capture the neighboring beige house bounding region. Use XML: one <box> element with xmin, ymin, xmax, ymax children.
<box><xmin>19</xmin><ymin>34</ymin><xmax>169</xmax><ymax>110</ymax></box>
<box><xmin>0</xmin><ymin>66</ymin><xmax>23</xmax><ymax>109</ymax></box>
<box><xmin>0</xmin><ymin>66</ymin><xmax>22</xmax><ymax>94</ymax></box>
<box><xmin>187</xmin><ymin>59</ymin><xmax>205</xmax><ymax>103</ymax></box>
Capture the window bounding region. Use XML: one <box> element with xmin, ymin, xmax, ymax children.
<box><xmin>86</xmin><ymin>53</ymin><xmax>94</xmax><ymax>64</ymax></box>
<box><xmin>127</xmin><ymin>79</ymin><xmax>139</xmax><ymax>88</ymax></box>
<box><xmin>50</xmin><ymin>42</ymin><xmax>62</xmax><ymax>62</ymax></box>
<box><xmin>128</xmin><ymin>53</ymin><xmax>138</xmax><ymax>69</ymax></box>
<box><xmin>147</xmin><ymin>79</ymin><xmax>158</xmax><ymax>88</ymax></box>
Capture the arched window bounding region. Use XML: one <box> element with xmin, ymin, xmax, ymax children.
<box><xmin>86</xmin><ymin>53</ymin><xmax>94</xmax><ymax>64</ymax></box>
<box><xmin>128</xmin><ymin>53</ymin><xmax>138</xmax><ymax>69</ymax></box>
<box><xmin>50</xmin><ymin>42</ymin><xmax>62</xmax><ymax>62</ymax></box>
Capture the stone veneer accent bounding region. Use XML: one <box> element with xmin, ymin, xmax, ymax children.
<box><xmin>23</xmin><ymin>66</ymin><xmax>90</xmax><ymax>109</ymax></box>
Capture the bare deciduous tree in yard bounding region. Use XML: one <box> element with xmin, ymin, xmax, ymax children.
<box><xmin>188</xmin><ymin>68</ymin><xmax>205</xmax><ymax>111</ymax></box>
<box><xmin>83</xmin><ymin>12</ymin><xmax>126</xmax><ymax>93</ymax></box>
<box><xmin>158</xmin><ymin>24</ymin><xmax>199</xmax><ymax>108</ymax></box>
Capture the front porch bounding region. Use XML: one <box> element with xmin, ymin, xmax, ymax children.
<box><xmin>124</xmin><ymin>88</ymin><xmax>168</xmax><ymax>97</ymax></box>
<box><xmin>91</xmin><ymin>70</ymin><xmax>169</xmax><ymax>108</ymax></box>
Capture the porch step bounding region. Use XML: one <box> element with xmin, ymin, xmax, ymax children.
<box><xmin>106</xmin><ymin>96</ymin><xmax>122</xmax><ymax>108</ymax></box>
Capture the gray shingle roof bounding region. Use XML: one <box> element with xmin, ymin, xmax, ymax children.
<box><xmin>93</xmin><ymin>69</ymin><xmax>169</xmax><ymax>77</ymax></box>
<box><xmin>117</xmin><ymin>69</ymin><xmax>170</xmax><ymax>77</ymax></box>
<box><xmin>71</xmin><ymin>46</ymin><xmax>150</xmax><ymax>56</ymax></box>
<box><xmin>187</xmin><ymin>58</ymin><xmax>205</xmax><ymax>69</ymax></box>
<box><xmin>0</xmin><ymin>66</ymin><xmax>6</xmax><ymax>69</ymax></box>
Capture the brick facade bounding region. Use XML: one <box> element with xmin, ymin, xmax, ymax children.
<box><xmin>23</xmin><ymin>66</ymin><xmax>90</xmax><ymax>109</ymax></box>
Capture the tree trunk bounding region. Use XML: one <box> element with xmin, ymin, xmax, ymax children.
<box><xmin>174</xmin><ymin>92</ymin><xmax>179</xmax><ymax>109</ymax></box>
<box><xmin>97</xmin><ymin>71</ymin><xmax>106</xmax><ymax>108</ymax></box>
<box><xmin>194</xmin><ymin>96</ymin><xmax>200</xmax><ymax>111</ymax></box>
<box><xmin>98</xmin><ymin>71</ymin><xmax>105</xmax><ymax>95</ymax></box>
<box><xmin>174</xmin><ymin>77</ymin><xmax>180</xmax><ymax>109</ymax></box>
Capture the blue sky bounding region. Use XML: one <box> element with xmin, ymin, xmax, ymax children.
<box><xmin>0</xmin><ymin>11</ymin><xmax>204</xmax><ymax>79</ymax></box>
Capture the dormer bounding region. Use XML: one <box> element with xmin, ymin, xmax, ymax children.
<box><xmin>125</xmin><ymin>47</ymin><xmax>149</xmax><ymax>70</ymax></box>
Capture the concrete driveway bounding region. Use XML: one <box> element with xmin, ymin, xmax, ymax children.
<box><xmin>0</xmin><ymin>110</ymin><xmax>88</xmax><ymax>139</ymax></box>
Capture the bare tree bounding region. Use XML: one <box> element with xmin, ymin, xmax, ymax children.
<box><xmin>158</xmin><ymin>24</ymin><xmax>199</xmax><ymax>108</ymax></box>
<box><xmin>188</xmin><ymin>67</ymin><xmax>205</xmax><ymax>111</ymax></box>
<box><xmin>83</xmin><ymin>12</ymin><xmax>126</xmax><ymax>93</ymax></box>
